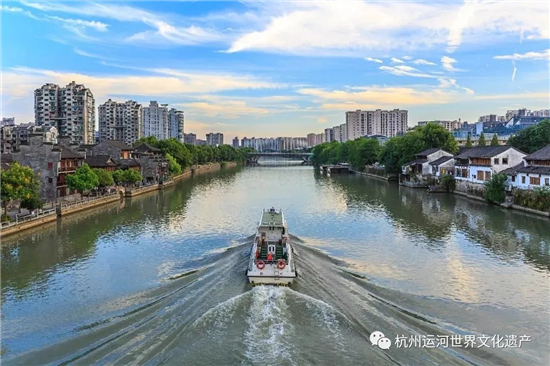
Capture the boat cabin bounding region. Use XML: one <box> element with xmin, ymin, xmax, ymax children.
<box><xmin>255</xmin><ymin>208</ymin><xmax>289</xmax><ymax>262</ymax></box>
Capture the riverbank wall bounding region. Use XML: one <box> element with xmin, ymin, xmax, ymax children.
<box><xmin>1</xmin><ymin>162</ymin><xmax>239</xmax><ymax>240</ymax></box>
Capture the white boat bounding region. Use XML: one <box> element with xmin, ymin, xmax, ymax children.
<box><xmin>247</xmin><ymin>208</ymin><xmax>297</xmax><ymax>286</ymax></box>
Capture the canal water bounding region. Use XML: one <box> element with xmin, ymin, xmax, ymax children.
<box><xmin>1</xmin><ymin>163</ymin><xmax>549</xmax><ymax>365</ymax></box>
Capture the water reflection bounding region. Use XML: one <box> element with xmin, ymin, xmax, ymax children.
<box><xmin>320</xmin><ymin>173</ymin><xmax>550</xmax><ymax>271</ymax></box>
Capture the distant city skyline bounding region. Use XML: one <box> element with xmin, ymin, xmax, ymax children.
<box><xmin>2</xmin><ymin>1</ymin><xmax>549</xmax><ymax>139</ymax></box>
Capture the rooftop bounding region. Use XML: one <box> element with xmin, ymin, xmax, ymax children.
<box><xmin>524</xmin><ymin>145</ymin><xmax>550</xmax><ymax>161</ymax></box>
<box><xmin>134</xmin><ymin>143</ymin><xmax>161</xmax><ymax>153</ymax></box>
<box><xmin>84</xmin><ymin>155</ymin><xmax>117</xmax><ymax>167</ymax></box>
<box><xmin>260</xmin><ymin>209</ymin><xmax>284</xmax><ymax>226</ymax></box>
<box><xmin>54</xmin><ymin>145</ymin><xmax>84</xmax><ymax>159</ymax></box>
<box><xmin>429</xmin><ymin>156</ymin><xmax>454</xmax><ymax>166</ymax></box>
<box><xmin>403</xmin><ymin>158</ymin><xmax>428</xmax><ymax>166</ymax></box>
<box><xmin>103</xmin><ymin>140</ymin><xmax>134</xmax><ymax>150</ymax></box>
<box><xmin>416</xmin><ymin>148</ymin><xmax>443</xmax><ymax>157</ymax></box>
<box><xmin>455</xmin><ymin>146</ymin><xmax>520</xmax><ymax>159</ymax></box>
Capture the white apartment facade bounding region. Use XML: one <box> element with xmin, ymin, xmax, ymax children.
<box><xmin>417</xmin><ymin>120</ymin><xmax>462</xmax><ymax>132</ymax></box>
<box><xmin>346</xmin><ymin>109</ymin><xmax>408</xmax><ymax>140</ymax></box>
<box><xmin>184</xmin><ymin>133</ymin><xmax>196</xmax><ymax>145</ymax></box>
<box><xmin>169</xmin><ymin>108</ymin><xmax>184</xmax><ymax>142</ymax></box>
<box><xmin>98</xmin><ymin>99</ymin><xmax>142</xmax><ymax>145</ymax></box>
<box><xmin>307</xmin><ymin>133</ymin><xmax>316</xmax><ymax>147</ymax></box>
<box><xmin>324</xmin><ymin>128</ymin><xmax>334</xmax><ymax>142</ymax></box>
<box><xmin>35</xmin><ymin>81</ymin><xmax>95</xmax><ymax>144</ymax></box>
<box><xmin>142</xmin><ymin>101</ymin><xmax>169</xmax><ymax>140</ymax></box>
<box><xmin>206</xmin><ymin>132</ymin><xmax>224</xmax><ymax>146</ymax></box>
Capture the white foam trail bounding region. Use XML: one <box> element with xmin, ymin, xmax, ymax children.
<box><xmin>191</xmin><ymin>291</ymin><xmax>249</xmax><ymax>330</ymax></box>
<box><xmin>243</xmin><ymin>287</ymin><xmax>296</xmax><ymax>365</ymax></box>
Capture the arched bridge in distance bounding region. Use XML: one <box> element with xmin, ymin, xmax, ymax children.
<box><xmin>247</xmin><ymin>152</ymin><xmax>313</xmax><ymax>163</ymax></box>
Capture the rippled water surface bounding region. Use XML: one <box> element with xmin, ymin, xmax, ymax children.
<box><xmin>2</xmin><ymin>163</ymin><xmax>549</xmax><ymax>365</ymax></box>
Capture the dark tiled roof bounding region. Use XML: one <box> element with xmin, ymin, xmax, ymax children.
<box><xmin>403</xmin><ymin>159</ymin><xmax>428</xmax><ymax>166</ymax></box>
<box><xmin>134</xmin><ymin>143</ymin><xmax>160</xmax><ymax>153</ymax></box>
<box><xmin>104</xmin><ymin>140</ymin><xmax>134</xmax><ymax>150</ymax></box>
<box><xmin>500</xmin><ymin>163</ymin><xmax>523</xmax><ymax>176</ymax></box>
<box><xmin>524</xmin><ymin>145</ymin><xmax>550</xmax><ymax>161</ymax></box>
<box><xmin>516</xmin><ymin>165</ymin><xmax>550</xmax><ymax>175</ymax></box>
<box><xmin>119</xmin><ymin>158</ymin><xmax>140</xmax><ymax>167</ymax></box>
<box><xmin>416</xmin><ymin>148</ymin><xmax>443</xmax><ymax>157</ymax></box>
<box><xmin>429</xmin><ymin>156</ymin><xmax>454</xmax><ymax>166</ymax></box>
<box><xmin>55</xmin><ymin>146</ymin><xmax>84</xmax><ymax>159</ymax></box>
<box><xmin>84</xmin><ymin>155</ymin><xmax>117</xmax><ymax>168</ymax></box>
<box><xmin>455</xmin><ymin>146</ymin><xmax>519</xmax><ymax>159</ymax></box>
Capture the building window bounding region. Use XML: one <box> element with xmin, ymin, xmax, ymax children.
<box><xmin>48</xmin><ymin>178</ymin><xmax>53</xmax><ymax>183</ymax></box>
<box><xmin>48</xmin><ymin>162</ymin><xmax>53</xmax><ymax>170</ymax></box>
<box><xmin>494</xmin><ymin>158</ymin><xmax>499</xmax><ymax>165</ymax></box>
<box><xmin>530</xmin><ymin>177</ymin><xmax>541</xmax><ymax>185</ymax></box>
<box><xmin>502</xmin><ymin>158</ymin><xmax>508</xmax><ymax>164</ymax></box>
<box><xmin>522</xmin><ymin>176</ymin><xmax>526</xmax><ymax>184</ymax></box>
<box><xmin>511</xmin><ymin>176</ymin><xmax>516</xmax><ymax>182</ymax></box>
<box><xmin>546</xmin><ymin>178</ymin><xmax>549</xmax><ymax>186</ymax></box>
<box><xmin>472</xmin><ymin>175</ymin><xmax>476</xmax><ymax>180</ymax></box>
<box><xmin>485</xmin><ymin>171</ymin><xmax>491</xmax><ymax>181</ymax></box>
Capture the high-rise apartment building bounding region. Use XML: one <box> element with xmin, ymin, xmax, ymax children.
<box><xmin>417</xmin><ymin>120</ymin><xmax>463</xmax><ymax>132</ymax></box>
<box><xmin>324</xmin><ymin>128</ymin><xmax>334</xmax><ymax>142</ymax></box>
<box><xmin>315</xmin><ymin>133</ymin><xmax>325</xmax><ymax>145</ymax></box>
<box><xmin>34</xmin><ymin>81</ymin><xmax>95</xmax><ymax>144</ymax></box>
<box><xmin>206</xmin><ymin>133</ymin><xmax>224</xmax><ymax>146</ymax></box>
<box><xmin>346</xmin><ymin>109</ymin><xmax>408</xmax><ymax>140</ymax></box>
<box><xmin>184</xmin><ymin>133</ymin><xmax>196</xmax><ymax>145</ymax></box>
<box><xmin>232</xmin><ymin>137</ymin><xmax>240</xmax><ymax>148</ymax></box>
<box><xmin>98</xmin><ymin>99</ymin><xmax>142</xmax><ymax>145</ymax></box>
<box><xmin>307</xmin><ymin>133</ymin><xmax>316</xmax><ymax>147</ymax></box>
<box><xmin>168</xmin><ymin>108</ymin><xmax>184</xmax><ymax>142</ymax></box>
<box><xmin>142</xmin><ymin>101</ymin><xmax>169</xmax><ymax>140</ymax></box>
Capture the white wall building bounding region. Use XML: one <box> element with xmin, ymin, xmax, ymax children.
<box><xmin>206</xmin><ymin>132</ymin><xmax>224</xmax><ymax>146</ymax></box>
<box><xmin>142</xmin><ymin>101</ymin><xmax>169</xmax><ymax>140</ymax></box>
<box><xmin>454</xmin><ymin>146</ymin><xmax>526</xmax><ymax>183</ymax></box>
<box><xmin>35</xmin><ymin>81</ymin><xmax>95</xmax><ymax>144</ymax></box>
<box><xmin>184</xmin><ymin>133</ymin><xmax>196</xmax><ymax>145</ymax></box>
<box><xmin>98</xmin><ymin>99</ymin><xmax>142</xmax><ymax>145</ymax></box>
<box><xmin>504</xmin><ymin>145</ymin><xmax>550</xmax><ymax>190</ymax></box>
<box><xmin>169</xmin><ymin>108</ymin><xmax>184</xmax><ymax>142</ymax></box>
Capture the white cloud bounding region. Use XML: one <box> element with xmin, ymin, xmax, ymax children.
<box><xmin>317</xmin><ymin>117</ymin><xmax>328</xmax><ymax>124</ymax></box>
<box><xmin>446</xmin><ymin>0</ymin><xmax>479</xmax><ymax>53</ymax></box>
<box><xmin>413</xmin><ymin>59</ymin><xmax>437</xmax><ymax>66</ymax></box>
<box><xmin>390</xmin><ymin>57</ymin><xmax>404</xmax><ymax>64</ymax></box>
<box><xmin>1</xmin><ymin>5</ymin><xmax>23</xmax><ymax>12</ymax></box>
<box><xmin>402</xmin><ymin>55</ymin><xmax>413</xmax><ymax>60</ymax></box>
<box><xmin>511</xmin><ymin>60</ymin><xmax>517</xmax><ymax>82</ymax></box>
<box><xmin>380</xmin><ymin>65</ymin><xmax>437</xmax><ymax>78</ymax></box>
<box><xmin>226</xmin><ymin>1</ymin><xmax>549</xmax><ymax>56</ymax></box>
<box><xmin>441</xmin><ymin>56</ymin><xmax>461</xmax><ymax>71</ymax></box>
<box><xmin>365</xmin><ymin>57</ymin><xmax>383</xmax><ymax>63</ymax></box>
<box><xmin>438</xmin><ymin>78</ymin><xmax>474</xmax><ymax>95</ymax></box>
<box><xmin>20</xmin><ymin>1</ymin><xmax>226</xmax><ymax>45</ymax></box>
<box><xmin>46</xmin><ymin>15</ymin><xmax>109</xmax><ymax>32</ymax></box>
<box><xmin>494</xmin><ymin>49</ymin><xmax>550</xmax><ymax>61</ymax></box>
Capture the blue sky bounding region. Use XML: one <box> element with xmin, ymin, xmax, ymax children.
<box><xmin>1</xmin><ymin>1</ymin><xmax>549</xmax><ymax>139</ymax></box>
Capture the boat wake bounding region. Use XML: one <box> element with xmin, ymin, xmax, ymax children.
<box><xmin>4</xmin><ymin>237</ymin><xmax>546</xmax><ymax>366</ymax></box>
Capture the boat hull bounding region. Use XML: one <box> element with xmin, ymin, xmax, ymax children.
<box><xmin>247</xmin><ymin>275</ymin><xmax>295</xmax><ymax>286</ymax></box>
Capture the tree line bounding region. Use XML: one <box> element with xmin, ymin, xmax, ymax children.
<box><xmin>313</xmin><ymin>123</ymin><xmax>459</xmax><ymax>173</ymax></box>
<box><xmin>134</xmin><ymin>136</ymin><xmax>254</xmax><ymax>172</ymax></box>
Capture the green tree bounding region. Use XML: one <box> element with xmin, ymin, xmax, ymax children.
<box><xmin>112</xmin><ymin>170</ymin><xmax>124</xmax><ymax>185</ymax></box>
<box><xmin>465</xmin><ymin>134</ymin><xmax>473</xmax><ymax>147</ymax></box>
<box><xmin>478</xmin><ymin>132</ymin><xmax>486</xmax><ymax>146</ymax></box>
<box><xmin>490</xmin><ymin>134</ymin><xmax>499</xmax><ymax>146</ymax></box>
<box><xmin>20</xmin><ymin>196</ymin><xmax>44</xmax><ymax>211</ymax></box>
<box><xmin>420</xmin><ymin>123</ymin><xmax>459</xmax><ymax>154</ymax></box>
<box><xmin>1</xmin><ymin>162</ymin><xmax>40</xmax><ymax>212</ymax></box>
<box><xmin>508</xmin><ymin>119</ymin><xmax>550</xmax><ymax>153</ymax></box>
<box><xmin>440</xmin><ymin>174</ymin><xmax>456</xmax><ymax>192</ymax></box>
<box><xmin>93</xmin><ymin>169</ymin><xmax>114</xmax><ymax>187</ymax></box>
<box><xmin>348</xmin><ymin>138</ymin><xmax>380</xmax><ymax>170</ymax></box>
<box><xmin>123</xmin><ymin>169</ymin><xmax>142</xmax><ymax>184</ymax></box>
<box><xmin>66</xmin><ymin>164</ymin><xmax>99</xmax><ymax>193</ymax></box>
<box><xmin>484</xmin><ymin>173</ymin><xmax>508</xmax><ymax>204</ymax></box>
<box><xmin>134</xmin><ymin>136</ymin><xmax>159</xmax><ymax>147</ymax></box>
<box><xmin>166</xmin><ymin>153</ymin><xmax>182</xmax><ymax>175</ymax></box>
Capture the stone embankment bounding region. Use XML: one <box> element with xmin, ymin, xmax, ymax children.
<box><xmin>1</xmin><ymin>162</ymin><xmax>239</xmax><ymax>239</ymax></box>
